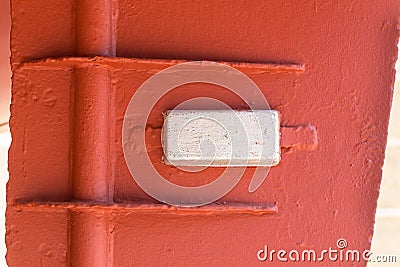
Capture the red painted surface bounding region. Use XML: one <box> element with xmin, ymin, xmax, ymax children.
<box><xmin>0</xmin><ymin>0</ymin><xmax>11</xmax><ymax>126</ymax></box>
<box><xmin>7</xmin><ymin>0</ymin><xmax>400</xmax><ymax>266</ymax></box>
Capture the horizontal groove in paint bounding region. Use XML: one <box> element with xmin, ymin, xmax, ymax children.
<box><xmin>19</xmin><ymin>56</ymin><xmax>305</xmax><ymax>74</ymax></box>
<box><xmin>13</xmin><ymin>201</ymin><xmax>278</xmax><ymax>215</ymax></box>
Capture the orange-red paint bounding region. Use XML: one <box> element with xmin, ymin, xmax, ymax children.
<box><xmin>7</xmin><ymin>0</ymin><xmax>400</xmax><ymax>266</ymax></box>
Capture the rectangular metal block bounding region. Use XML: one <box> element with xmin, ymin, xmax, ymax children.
<box><xmin>162</xmin><ymin>110</ymin><xmax>280</xmax><ymax>166</ymax></box>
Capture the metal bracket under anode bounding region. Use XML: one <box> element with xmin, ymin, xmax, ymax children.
<box><xmin>11</xmin><ymin>58</ymin><xmax>314</xmax><ymax>215</ymax></box>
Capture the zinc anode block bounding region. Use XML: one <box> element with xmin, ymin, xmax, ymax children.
<box><xmin>162</xmin><ymin>110</ymin><xmax>280</xmax><ymax>167</ymax></box>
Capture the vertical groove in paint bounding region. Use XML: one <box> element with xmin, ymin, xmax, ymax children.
<box><xmin>111</xmin><ymin>0</ymin><xmax>118</xmax><ymax>56</ymax></box>
<box><xmin>66</xmin><ymin>210</ymin><xmax>72</xmax><ymax>267</ymax></box>
<box><xmin>70</xmin><ymin>1</ymin><xmax>116</xmax><ymax>264</ymax></box>
<box><xmin>70</xmin><ymin>66</ymin><xmax>113</xmax><ymax>266</ymax></box>
<box><xmin>67</xmin><ymin>68</ymin><xmax>75</xmax><ymax>267</ymax></box>
<box><xmin>68</xmin><ymin>68</ymin><xmax>76</xmax><ymax>201</ymax></box>
<box><xmin>108</xmin><ymin>70</ymin><xmax>116</xmax><ymax>202</ymax></box>
<box><xmin>71</xmin><ymin>0</ymin><xmax>77</xmax><ymax>56</ymax></box>
<box><xmin>73</xmin><ymin>66</ymin><xmax>112</xmax><ymax>202</ymax></box>
<box><xmin>75</xmin><ymin>0</ymin><xmax>116</xmax><ymax>56</ymax></box>
<box><xmin>70</xmin><ymin>211</ymin><xmax>111</xmax><ymax>267</ymax></box>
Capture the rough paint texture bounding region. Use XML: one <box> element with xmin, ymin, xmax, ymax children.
<box><xmin>7</xmin><ymin>0</ymin><xmax>400</xmax><ymax>266</ymax></box>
